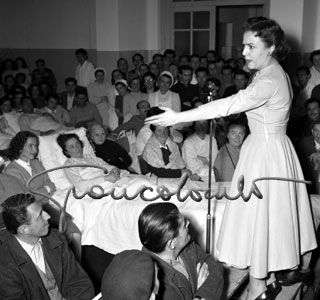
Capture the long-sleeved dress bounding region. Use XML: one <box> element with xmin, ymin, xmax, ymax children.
<box><xmin>196</xmin><ymin>61</ymin><xmax>317</xmax><ymax>278</ymax></box>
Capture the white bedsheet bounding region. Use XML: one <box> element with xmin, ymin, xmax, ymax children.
<box><xmin>52</xmin><ymin>175</ymin><xmax>230</xmax><ymax>257</ymax></box>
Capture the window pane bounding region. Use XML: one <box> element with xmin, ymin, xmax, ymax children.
<box><xmin>175</xmin><ymin>31</ymin><xmax>190</xmax><ymax>55</ymax></box>
<box><xmin>174</xmin><ymin>12</ymin><xmax>190</xmax><ymax>29</ymax></box>
<box><xmin>193</xmin><ymin>11</ymin><xmax>210</xmax><ymax>29</ymax></box>
<box><xmin>193</xmin><ymin>31</ymin><xmax>209</xmax><ymax>55</ymax></box>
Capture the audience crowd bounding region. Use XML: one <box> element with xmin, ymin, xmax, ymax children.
<box><xmin>1</xmin><ymin>47</ymin><xmax>320</xmax><ymax>299</ymax></box>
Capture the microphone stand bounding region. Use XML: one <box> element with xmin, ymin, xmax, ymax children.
<box><xmin>206</xmin><ymin>84</ymin><xmax>215</xmax><ymax>254</ymax></box>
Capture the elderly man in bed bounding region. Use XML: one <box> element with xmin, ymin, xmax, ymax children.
<box><xmin>18</xmin><ymin>96</ymin><xmax>62</xmax><ymax>136</ymax></box>
<box><xmin>57</xmin><ymin>132</ymin><xmax>122</xmax><ymax>192</ymax></box>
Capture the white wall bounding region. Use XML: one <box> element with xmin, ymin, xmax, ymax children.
<box><xmin>302</xmin><ymin>0</ymin><xmax>320</xmax><ymax>52</ymax></box>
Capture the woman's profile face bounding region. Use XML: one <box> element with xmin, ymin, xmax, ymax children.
<box><xmin>90</xmin><ymin>126</ymin><xmax>106</xmax><ymax>145</ymax></box>
<box><xmin>20</xmin><ymin>137</ymin><xmax>38</xmax><ymax>162</ymax></box>
<box><xmin>242</xmin><ymin>30</ymin><xmax>275</xmax><ymax>71</ymax></box>
<box><xmin>65</xmin><ymin>137</ymin><xmax>83</xmax><ymax>158</ymax></box>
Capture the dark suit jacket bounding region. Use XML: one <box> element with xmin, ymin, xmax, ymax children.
<box><xmin>0</xmin><ymin>229</ymin><xmax>94</xmax><ymax>300</ymax></box>
<box><xmin>297</xmin><ymin>135</ymin><xmax>318</xmax><ymax>193</ymax></box>
<box><xmin>59</xmin><ymin>91</ymin><xmax>76</xmax><ymax>111</ymax></box>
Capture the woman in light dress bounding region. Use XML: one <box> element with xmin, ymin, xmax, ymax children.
<box><xmin>146</xmin><ymin>17</ymin><xmax>317</xmax><ymax>300</ymax></box>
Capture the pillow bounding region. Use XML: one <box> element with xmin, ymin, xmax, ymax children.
<box><xmin>38</xmin><ymin>127</ymin><xmax>95</xmax><ymax>190</ymax></box>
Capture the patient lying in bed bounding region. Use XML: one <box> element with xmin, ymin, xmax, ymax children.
<box><xmin>56</xmin><ymin>133</ymin><xmax>122</xmax><ymax>192</ymax></box>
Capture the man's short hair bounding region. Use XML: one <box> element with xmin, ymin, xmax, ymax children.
<box><xmin>2</xmin><ymin>194</ymin><xmax>35</xmax><ymax>234</ymax></box>
<box><xmin>179</xmin><ymin>65</ymin><xmax>193</xmax><ymax>74</ymax></box>
<box><xmin>64</xmin><ymin>77</ymin><xmax>77</xmax><ymax>86</ymax></box>
<box><xmin>305</xmin><ymin>98</ymin><xmax>320</xmax><ymax>109</ymax></box>
<box><xmin>195</xmin><ymin>67</ymin><xmax>209</xmax><ymax>76</ymax></box>
<box><xmin>75</xmin><ymin>48</ymin><xmax>88</xmax><ymax>56</ymax></box>
<box><xmin>310</xmin><ymin>49</ymin><xmax>320</xmax><ymax>63</ymax></box>
<box><xmin>163</xmin><ymin>49</ymin><xmax>176</xmax><ymax>58</ymax></box>
<box><xmin>296</xmin><ymin>65</ymin><xmax>310</xmax><ymax>75</ymax></box>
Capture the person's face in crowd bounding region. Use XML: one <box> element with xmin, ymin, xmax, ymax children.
<box><xmin>21</xmin><ymin>202</ymin><xmax>50</xmax><ymax>238</ymax></box>
<box><xmin>95</xmin><ymin>71</ymin><xmax>105</xmax><ymax>84</ymax></box>
<box><xmin>207</xmin><ymin>52</ymin><xmax>216</xmax><ymax>62</ymax></box>
<box><xmin>66</xmin><ymin>81</ymin><xmax>76</xmax><ymax>94</ymax></box>
<box><xmin>228</xmin><ymin>59</ymin><xmax>237</xmax><ymax>70</ymax></box>
<box><xmin>112</xmin><ymin>71</ymin><xmax>124</xmax><ymax>84</ymax></box>
<box><xmin>133</xmin><ymin>55</ymin><xmax>143</xmax><ymax>69</ymax></box>
<box><xmin>180</xmin><ymin>69</ymin><xmax>193</xmax><ymax>85</ymax></box>
<box><xmin>130</xmin><ymin>79</ymin><xmax>141</xmax><ymax>93</ymax></box>
<box><xmin>158</xmin><ymin>75</ymin><xmax>172</xmax><ymax>94</ymax></box>
<box><xmin>227</xmin><ymin>124</ymin><xmax>246</xmax><ymax>148</ymax></box>
<box><xmin>139</xmin><ymin>65</ymin><xmax>149</xmax><ymax>78</ymax></box>
<box><xmin>307</xmin><ymin>101</ymin><xmax>320</xmax><ymax>121</ymax></box>
<box><xmin>36</xmin><ymin>61</ymin><xmax>45</xmax><ymax>72</ymax></box>
<box><xmin>115</xmin><ymin>83</ymin><xmax>128</xmax><ymax>97</ymax></box>
<box><xmin>144</xmin><ymin>75</ymin><xmax>155</xmax><ymax>91</ymax></box>
<box><xmin>31</xmin><ymin>86</ymin><xmax>40</xmax><ymax>98</ymax></box>
<box><xmin>222</xmin><ymin>68</ymin><xmax>233</xmax><ymax>85</ymax></box>
<box><xmin>13</xmin><ymin>93</ymin><xmax>23</xmax><ymax>109</ymax></box>
<box><xmin>137</xmin><ymin>101</ymin><xmax>150</xmax><ymax>119</ymax></box>
<box><xmin>200</xmin><ymin>57</ymin><xmax>208</xmax><ymax>68</ymax></box>
<box><xmin>207</xmin><ymin>62</ymin><xmax>217</xmax><ymax>76</ymax></box>
<box><xmin>194</xmin><ymin>120</ymin><xmax>208</xmax><ymax>134</ymax></box>
<box><xmin>154</xmin><ymin>125</ymin><xmax>169</xmax><ymax>145</ymax></box>
<box><xmin>237</xmin><ymin>57</ymin><xmax>246</xmax><ymax>70</ymax></box>
<box><xmin>16</xmin><ymin>74</ymin><xmax>26</xmax><ymax>85</ymax></box>
<box><xmin>242</xmin><ymin>30</ymin><xmax>275</xmax><ymax>71</ymax></box>
<box><xmin>153</xmin><ymin>55</ymin><xmax>163</xmax><ymax>68</ymax></box>
<box><xmin>196</xmin><ymin>71</ymin><xmax>208</xmax><ymax>88</ymax></box>
<box><xmin>5</xmin><ymin>60</ymin><xmax>14</xmax><ymax>70</ymax></box>
<box><xmin>312</xmin><ymin>124</ymin><xmax>320</xmax><ymax>144</ymax></box>
<box><xmin>149</xmin><ymin>63</ymin><xmax>160</xmax><ymax>77</ymax></box>
<box><xmin>20</xmin><ymin>137</ymin><xmax>38</xmax><ymax>161</ymax></box>
<box><xmin>5</xmin><ymin>76</ymin><xmax>15</xmax><ymax>88</ymax></box>
<box><xmin>179</xmin><ymin>56</ymin><xmax>189</xmax><ymax>66</ymax></box>
<box><xmin>76</xmin><ymin>53</ymin><xmax>87</xmax><ymax>65</ymax></box>
<box><xmin>15</xmin><ymin>58</ymin><xmax>24</xmax><ymax>69</ymax></box>
<box><xmin>1</xmin><ymin>99</ymin><xmax>12</xmax><ymax>113</ymax></box>
<box><xmin>118</xmin><ymin>59</ymin><xmax>128</xmax><ymax>74</ymax></box>
<box><xmin>22</xmin><ymin>98</ymin><xmax>34</xmax><ymax>113</ymax></box>
<box><xmin>312</xmin><ymin>55</ymin><xmax>320</xmax><ymax>73</ymax></box>
<box><xmin>234</xmin><ymin>74</ymin><xmax>248</xmax><ymax>91</ymax></box>
<box><xmin>90</xmin><ymin>126</ymin><xmax>106</xmax><ymax>145</ymax></box>
<box><xmin>76</xmin><ymin>94</ymin><xmax>87</xmax><ymax>107</ymax></box>
<box><xmin>65</xmin><ymin>137</ymin><xmax>83</xmax><ymax>158</ymax></box>
<box><xmin>169</xmin><ymin>64</ymin><xmax>179</xmax><ymax>81</ymax></box>
<box><xmin>296</xmin><ymin>69</ymin><xmax>310</xmax><ymax>88</ymax></box>
<box><xmin>190</xmin><ymin>57</ymin><xmax>200</xmax><ymax>71</ymax></box>
<box><xmin>173</xmin><ymin>214</ymin><xmax>190</xmax><ymax>253</ymax></box>
<box><xmin>47</xmin><ymin>97</ymin><xmax>59</xmax><ymax>111</ymax></box>
<box><xmin>164</xmin><ymin>53</ymin><xmax>175</xmax><ymax>65</ymax></box>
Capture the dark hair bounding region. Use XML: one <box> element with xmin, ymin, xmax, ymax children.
<box><xmin>2</xmin><ymin>194</ymin><xmax>35</xmax><ymax>234</ymax></box>
<box><xmin>207</xmin><ymin>77</ymin><xmax>221</xmax><ymax>88</ymax></box>
<box><xmin>305</xmin><ymin>98</ymin><xmax>320</xmax><ymax>109</ymax></box>
<box><xmin>117</xmin><ymin>57</ymin><xmax>128</xmax><ymax>65</ymax></box>
<box><xmin>179</xmin><ymin>65</ymin><xmax>193</xmax><ymax>74</ymax></box>
<box><xmin>15</xmin><ymin>72</ymin><xmax>26</xmax><ymax>81</ymax></box>
<box><xmin>143</xmin><ymin>71</ymin><xmax>157</xmax><ymax>83</ymax></box>
<box><xmin>296</xmin><ymin>65</ymin><xmax>310</xmax><ymax>76</ymax></box>
<box><xmin>132</xmin><ymin>53</ymin><xmax>144</xmax><ymax>61</ymax></box>
<box><xmin>14</xmin><ymin>57</ymin><xmax>28</xmax><ymax>69</ymax></box>
<box><xmin>195</xmin><ymin>67</ymin><xmax>209</xmax><ymax>76</ymax></box>
<box><xmin>221</xmin><ymin>65</ymin><xmax>234</xmax><ymax>74</ymax></box>
<box><xmin>152</xmin><ymin>53</ymin><xmax>163</xmax><ymax>60</ymax></box>
<box><xmin>207</xmin><ymin>50</ymin><xmax>217</xmax><ymax>57</ymax></box>
<box><xmin>178</xmin><ymin>54</ymin><xmax>190</xmax><ymax>63</ymax></box>
<box><xmin>310</xmin><ymin>50</ymin><xmax>320</xmax><ymax>64</ymax></box>
<box><xmin>111</xmin><ymin>69</ymin><xmax>125</xmax><ymax>85</ymax></box>
<box><xmin>226</xmin><ymin>122</ymin><xmax>247</xmax><ymax>134</ymax></box>
<box><xmin>163</xmin><ymin>49</ymin><xmax>176</xmax><ymax>58</ymax></box>
<box><xmin>47</xmin><ymin>93</ymin><xmax>60</xmax><ymax>102</ymax></box>
<box><xmin>65</xmin><ymin>77</ymin><xmax>77</xmax><ymax>86</ymax></box>
<box><xmin>57</xmin><ymin>133</ymin><xmax>84</xmax><ymax>158</ymax></box>
<box><xmin>138</xmin><ymin>203</ymin><xmax>181</xmax><ymax>253</ymax></box>
<box><xmin>36</xmin><ymin>58</ymin><xmax>45</xmax><ymax>65</ymax></box>
<box><xmin>75</xmin><ymin>48</ymin><xmax>88</xmax><ymax>57</ymax></box>
<box><xmin>234</xmin><ymin>69</ymin><xmax>250</xmax><ymax>80</ymax></box>
<box><xmin>136</xmin><ymin>100</ymin><xmax>149</xmax><ymax>110</ymax></box>
<box><xmin>94</xmin><ymin>68</ymin><xmax>105</xmax><ymax>77</ymax></box>
<box><xmin>311</xmin><ymin>120</ymin><xmax>320</xmax><ymax>129</ymax></box>
<box><xmin>147</xmin><ymin>107</ymin><xmax>165</xmax><ymax>132</ymax></box>
<box><xmin>4</xmin><ymin>58</ymin><xmax>14</xmax><ymax>69</ymax></box>
<box><xmin>243</xmin><ymin>16</ymin><xmax>290</xmax><ymax>61</ymax></box>
<box><xmin>75</xmin><ymin>87</ymin><xmax>88</xmax><ymax>98</ymax></box>
<box><xmin>190</xmin><ymin>54</ymin><xmax>200</xmax><ymax>61</ymax></box>
<box><xmin>8</xmin><ymin>131</ymin><xmax>39</xmax><ymax>161</ymax></box>
<box><xmin>0</xmin><ymin>96</ymin><xmax>12</xmax><ymax>106</ymax></box>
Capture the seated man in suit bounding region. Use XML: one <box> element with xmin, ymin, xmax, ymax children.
<box><xmin>59</xmin><ymin>77</ymin><xmax>78</xmax><ymax>111</ymax></box>
<box><xmin>297</xmin><ymin>120</ymin><xmax>320</xmax><ymax>194</ymax></box>
<box><xmin>0</xmin><ymin>193</ymin><xmax>94</xmax><ymax>299</ymax></box>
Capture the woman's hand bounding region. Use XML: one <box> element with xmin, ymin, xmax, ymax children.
<box><xmin>196</xmin><ymin>262</ymin><xmax>209</xmax><ymax>289</ymax></box>
<box><xmin>145</xmin><ymin>106</ymin><xmax>179</xmax><ymax>126</ymax></box>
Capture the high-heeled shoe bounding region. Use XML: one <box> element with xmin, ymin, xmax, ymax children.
<box><xmin>267</xmin><ymin>280</ymin><xmax>281</xmax><ymax>299</ymax></box>
<box><xmin>254</xmin><ymin>289</ymin><xmax>274</xmax><ymax>300</ymax></box>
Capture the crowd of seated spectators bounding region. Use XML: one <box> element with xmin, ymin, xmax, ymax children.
<box><xmin>1</xmin><ymin>46</ymin><xmax>320</xmax><ymax>298</ymax></box>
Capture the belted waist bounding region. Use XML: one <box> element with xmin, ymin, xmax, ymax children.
<box><xmin>250</xmin><ymin>125</ymin><xmax>287</xmax><ymax>135</ymax></box>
